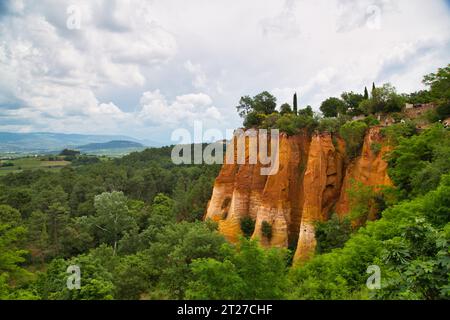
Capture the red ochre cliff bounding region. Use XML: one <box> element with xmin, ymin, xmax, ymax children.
<box><xmin>204</xmin><ymin>126</ymin><xmax>392</xmax><ymax>263</ymax></box>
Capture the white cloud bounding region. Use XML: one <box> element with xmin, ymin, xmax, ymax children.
<box><xmin>0</xmin><ymin>0</ymin><xmax>449</xmax><ymax>144</ymax></box>
<box><xmin>138</xmin><ymin>91</ymin><xmax>221</xmax><ymax>127</ymax></box>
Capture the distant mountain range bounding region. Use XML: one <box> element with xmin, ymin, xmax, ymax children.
<box><xmin>0</xmin><ymin>132</ymin><xmax>162</xmax><ymax>155</ymax></box>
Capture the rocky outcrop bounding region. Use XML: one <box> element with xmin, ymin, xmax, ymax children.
<box><xmin>294</xmin><ymin>133</ymin><xmax>346</xmax><ymax>262</ymax></box>
<box><xmin>335</xmin><ymin>127</ymin><xmax>393</xmax><ymax>217</ymax></box>
<box><xmin>205</xmin><ymin>126</ymin><xmax>392</xmax><ymax>263</ymax></box>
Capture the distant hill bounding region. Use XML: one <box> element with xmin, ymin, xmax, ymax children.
<box><xmin>77</xmin><ymin>140</ymin><xmax>144</xmax><ymax>153</ymax></box>
<box><xmin>0</xmin><ymin>132</ymin><xmax>160</xmax><ymax>155</ymax></box>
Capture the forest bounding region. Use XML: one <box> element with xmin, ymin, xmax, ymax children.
<box><xmin>0</xmin><ymin>65</ymin><xmax>449</xmax><ymax>300</ymax></box>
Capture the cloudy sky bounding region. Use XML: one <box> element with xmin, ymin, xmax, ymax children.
<box><xmin>0</xmin><ymin>0</ymin><xmax>449</xmax><ymax>144</ymax></box>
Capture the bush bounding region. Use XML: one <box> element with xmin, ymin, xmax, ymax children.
<box><xmin>363</xmin><ymin>115</ymin><xmax>380</xmax><ymax>126</ymax></box>
<box><xmin>0</xmin><ymin>162</ymin><xmax>14</xmax><ymax>168</ymax></box>
<box><xmin>318</xmin><ymin>118</ymin><xmax>340</xmax><ymax>133</ymax></box>
<box><xmin>275</xmin><ymin>114</ymin><xmax>299</xmax><ymax>135</ymax></box>
<box><xmin>339</xmin><ymin>121</ymin><xmax>368</xmax><ymax>158</ymax></box>
<box><xmin>261</xmin><ymin>221</ymin><xmax>272</xmax><ymax>240</ymax></box>
<box><xmin>380</xmin><ymin>120</ymin><xmax>417</xmax><ymax>145</ymax></box>
<box><xmin>240</xmin><ymin>216</ymin><xmax>255</xmax><ymax>238</ymax></box>
<box><xmin>370</xmin><ymin>142</ymin><xmax>382</xmax><ymax>155</ymax></box>
<box><xmin>243</xmin><ymin>111</ymin><xmax>265</xmax><ymax>128</ymax></box>
<box><xmin>314</xmin><ymin>214</ymin><xmax>352</xmax><ymax>254</ymax></box>
<box><xmin>261</xmin><ymin>113</ymin><xmax>280</xmax><ymax>129</ymax></box>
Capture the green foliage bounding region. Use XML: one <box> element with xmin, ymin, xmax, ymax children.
<box><xmin>236</xmin><ymin>91</ymin><xmax>277</xmax><ymax>119</ymax></box>
<box><xmin>279</xmin><ymin>103</ymin><xmax>292</xmax><ymax>115</ymax></box>
<box><xmin>275</xmin><ymin>113</ymin><xmax>299</xmax><ymax>135</ymax></box>
<box><xmin>60</xmin><ymin>149</ymin><xmax>80</xmax><ymax>157</ymax></box>
<box><xmin>318</xmin><ymin>118</ymin><xmax>340</xmax><ymax>133</ymax></box>
<box><xmin>35</xmin><ymin>246</ymin><xmax>116</xmax><ymax>300</ymax></box>
<box><xmin>339</xmin><ymin>120</ymin><xmax>368</xmax><ymax>158</ymax></box>
<box><xmin>370</xmin><ymin>142</ymin><xmax>382</xmax><ymax>156</ymax></box>
<box><xmin>380</xmin><ymin>120</ymin><xmax>417</xmax><ymax>145</ymax></box>
<box><xmin>423</xmin><ymin>64</ymin><xmax>450</xmax><ymax>105</ymax></box>
<box><xmin>341</xmin><ymin>91</ymin><xmax>365</xmax><ymax>116</ymax></box>
<box><xmin>243</xmin><ymin>111</ymin><xmax>265</xmax><ymax>128</ymax></box>
<box><xmin>240</xmin><ymin>217</ymin><xmax>255</xmax><ymax>238</ymax></box>
<box><xmin>186</xmin><ymin>238</ymin><xmax>288</xmax><ymax>299</ymax></box>
<box><xmin>387</xmin><ymin>124</ymin><xmax>450</xmax><ymax>196</ymax></box>
<box><xmin>293</xmin><ymin>93</ymin><xmax>298</xmax><ymax>115</ymax></box>
<box><xmin>358</xmin><ymin>83</ymin><xmax>404</xmax><ymax>114</ymax></box>
<box><xmin>363</xmin><ymin>115</ymin><xmax>380</xmax><ymax>126</ymax></box>
<box><xmin>261</xmin><ymin>221</ymin><xmax>273</xmax><ymax>240</ymax></box>
<box><xmin>92</xmin><ymin>191</ymin><xmax>137</xmax><ymax>254</ymax></box>
<box><xmin>404</xmin><ymin>90</ymin><xmax>433</xmax><ymax>104</ymax></box>
<box><xmin>320</xmin><ymin>97</ymin><xmax>346</xmax><ymax>117</ymax></box>
<box><xmin>143</xmin><ymin>221</ymin><xmax>226</xmax><ymax>299</ymax></box>
<box><xmin>315</xmin><ymin>214</ymin><xmax>352</xmax><ymax>254</ymax></box>
<box><xmin>261</xmin><ymin>113</ymin><xmax>281</xmax><ymax>129</ymax></box>
<box><xmin>289</xmin><ymin>175</ymin><xmax>450</xmax><ymax>300</ymax></box>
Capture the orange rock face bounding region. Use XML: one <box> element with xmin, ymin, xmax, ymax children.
<box><xmin>205</xmin><ymin>126</ymin><xmax>392</xmax><ymax>263</ymax></box>
<box><xmin>335</xmin><ymin>126</ymin><xmax>393</xmax><ymax>217</ymax></box>
<box><xmin>294</xmin><ymin>133</ymin><xmax>346</xmax><ymax>262</ymax></box>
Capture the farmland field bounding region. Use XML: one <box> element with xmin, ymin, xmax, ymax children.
<box><xmin>0</xmin><ymin>157</ymin><xmax>70</xmax><ymax>176</ymax></box>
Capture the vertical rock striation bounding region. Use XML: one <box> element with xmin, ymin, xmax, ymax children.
<box><xmin>205</xmin><ymin>126</ymin><xmax>392</xmax><ymax>263</ymax></box>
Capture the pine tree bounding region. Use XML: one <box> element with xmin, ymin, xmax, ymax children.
<box><xmin>364</xmin><ymin>87</ymin><xmax>369</xmax><ymax>100</ymax></box>
<box><xmin>293</xmin><ymin>93</ymin><xmax>298</xmax><ymax>115</ymax></box>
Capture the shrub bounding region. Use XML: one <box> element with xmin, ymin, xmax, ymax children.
<box><xmin>339</xmin><ymin>121</ymin><xmax>368</xmax><ymax>158</ymax></box>
<box><xmin>261</xmin><ymin>221</ymin><xmax>272</xmax><ymax>240</ymax></box>
<box><xmin>370</xmin><ymin>142</ymin><xmax>382</xmax><ymax>155</ymax></box>
<box><xmin>261</xmin><ymin>113</ymin><xmax>280</xmax><ymax>129</ymax></box>
<box><xmin>240</xmin><ymin>216</ymin><xmax>255</xmax><ymax>238</ymax></box>
<box><xmin>243</xmin><ymin>111</ymin><xmax>265</xmax><ymax>128</ymax></box>
<box><xmin>0</xmin><ymin>162</ymin><xmax>14</xmax><ymax>168</ymax></box>
<box><xmin>363</xmin><ymin>115</ymin><xmax>380</xmax><ymax>126</ymax></box>
<box><xmin>314</xmin><ymin>214</ymin><xmax>352</xmax><ymax>254</ymax></box>
<box><xmin>275</xmin><ymin>114</ymin><xmax>299</xmax><ymax>135</ymax></box>
<box><xmin>318</xmin><ymin>118</ymin><xmax>340</xmax><ymax>133</ymax></box>
<box><xmin>380</xmin><ymin>120</ymin><xmax>417</xmax><ymax>145</ymax></box>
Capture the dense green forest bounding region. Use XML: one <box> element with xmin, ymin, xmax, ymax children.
<box><xmin>0</xmin><ymin>65</ymin><xmax>449</xmax><ymax>300</ymax></box>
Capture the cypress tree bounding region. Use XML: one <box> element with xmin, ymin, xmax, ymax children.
<box><xmin>372</xmin><ymin>82</ymin><xmax>376</xmax><ymax>95</ymax></box>
<box><xmin>364</xmin><ymin>86</ymin><xmax>369</xmax><ymax>100</ymax></box>
<box><xmin>293</xmin><ymin>93</ymin><xmax>298</xmax><ymax>115</ymax></box>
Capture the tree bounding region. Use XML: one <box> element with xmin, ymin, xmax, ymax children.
<box><xmin>0</xmin><ymin>205</ymin><xmax>22</xmax><ymax>227</ymax></box>
<box><xmin>236</xmin><ymin>91</ymin><xmax>277</xmax><ymax>118</ymax></box>
<box><xmin>423</xmin><ymin>64</ymin><xmax>450</xmax><ymax>102</ymax></box>
<box><xmin>297</xmin><ymin>105</ymin><xmax>314</xmax><ymax>117</ymax></box>
<box><xmin>187</xmin><ymin>239</ymin><xmax>288</xmax><ymax>300</ymax></box>
<box><xmin>144</xmin><ymin>221</ymin><xmax>226</xmax><ymax>299</ymax></box>
<box><xmin>279</xmin><ymin>103</ymin><xmax>292</xmax><ymax>115</ymax></box>
<box><xmin>359</xmin><ymin>83</ymin><xmax>404</xmax><ymax>114</ymax></box>
<box><xmin>36</xmin><ymin>249</ymin><xmax>115</xmax><ymax>300</ymax></box>
<box><xmin>423</xmin><ymin>64</ymin><xmax>450</xmax><ymax>120</ymax></box>
<box><xmin>364</xmin><ymin>86</ymin><xmax>369</xmax><ymax>100</ymax></box>
<box><xmin>315</xmin><ymin>214</ymin><xmax>352</xmax><ymax>254</ymax></box>
<box><xmin>60</xmin><ymin>149</ymin><xmax>80</xmax><ymax>157</ymax></box>
<box><xmin>320</xmin><ymin>97</ymin><xmax>346</xmax><ymax>117</ymax></box>
<box><xmin>240</xmin><ymin>216</ymin><xmax>255</xmax><ymax>238</ymax></box>
<box><xmin>341</xmin><ymin>92</ymin><xmax>364</xmax><ymax>116</ymax></box>
<box><xmin>293</xmin><ymin>93</ymin><xmax>298</xmax><ymax>115</ymax></box>
<box><xmin>372</xmin><ymin>82</ymin><xmax>376</xmax><ymax>96</ymax></box>
<box><xmin>92</xmin><ymin>192</ymin><xmax>137</xmax><ymax>255</ymax></box>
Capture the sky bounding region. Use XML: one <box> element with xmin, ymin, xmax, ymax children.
<box><xmin>0</xmin><ymin>0</ymin><xmax>449</xmax><ymax>145</ymax></box>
